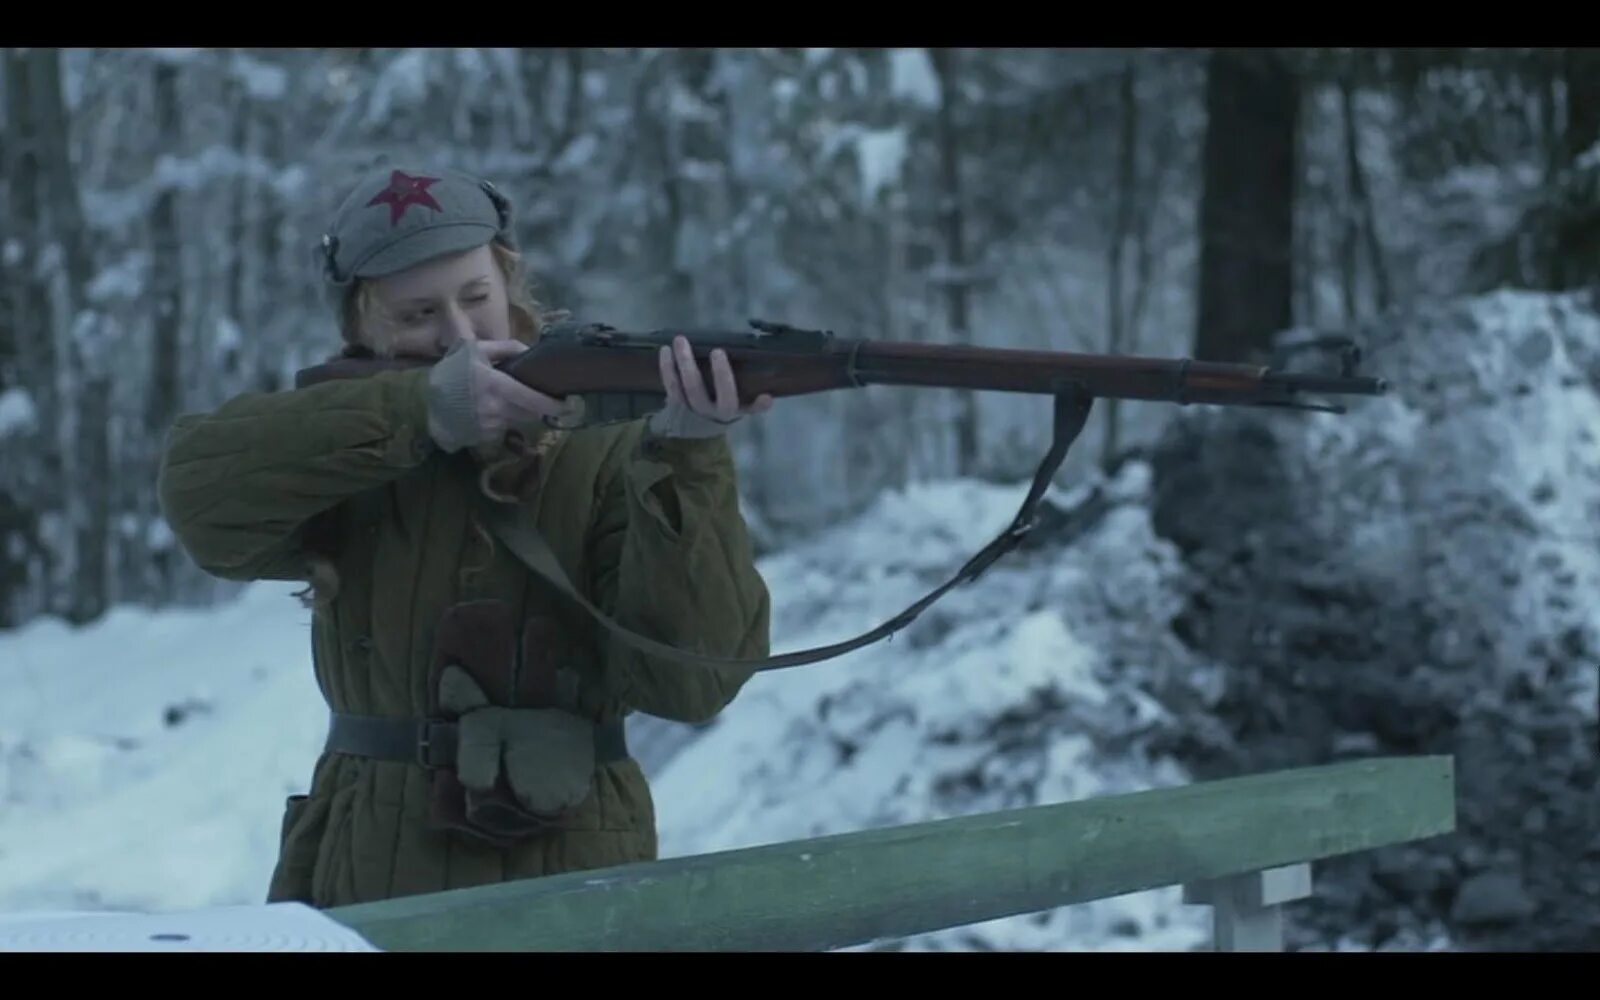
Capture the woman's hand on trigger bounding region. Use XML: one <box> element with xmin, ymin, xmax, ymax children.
<box><xmin>426</xmin><ymin>338</ymin><xmax>566</xmax><ymax>452</ymax></box>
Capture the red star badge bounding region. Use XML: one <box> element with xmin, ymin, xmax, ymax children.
<box><xmin>367</xmin><ymin>170</ymin><xmax>443</xmax><ymax>225</ymax></box>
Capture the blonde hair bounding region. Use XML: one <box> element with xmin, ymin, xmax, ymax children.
<box><xmin>295</xmin><ymin>238</ymin><xmax>569</xmax><ymax>611</ymax></box>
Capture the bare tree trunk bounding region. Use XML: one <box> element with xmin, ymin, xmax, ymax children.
<box><xmin>145</xmin><ymin>57</ymin><xmax>185</xmax><ymax>599</ymax></box>
<box><xmin>1338</xmin><ymin>91</ymin><xmax>1361</xmax><ymax>325</ymax></box>
<box><xmin>636</xmin><ymin>53</ymin><xmax>695</xmax><ymax>325</ymax></box>
<box><xmin>1101</xmin><ymin>62</ymin><xmax>1139</xmax><ymax>473</ymax></box>
<box><xmin>226</xmin><ymin>71</ymin><xmax>251</xmax><ymax>389</ymax></box>
<box><xmin>1532</xmin><ymin>58</ymin><xmax>1562</xmax><ymax>292</ymax></box>
<box><xmin>1565</xmin><ymin>48</ymin><xmax>1600</xmax><ymax>168</ymax></box>
<box><xmin>147</xmin><ymin>59</ymin><xmax>183</xmax><ymax>435</ymax></box>
<box><xmin>32</xmin><ymin>51</ymin><xmax>91</xmax><ymax>305</ymax></box>
<box><xmin>1540</xmin><ymin>56</ymin><xmax>1562</xmax><ymax>180</ymax></box>
<box><xmin>929</xmin><ymin>47</ymin><xmax>979</xmax><ymax>478</ymax></box>
<box><xmin>2</xmin><ymin>49</ymin><xmax>57</xmax><ymax>625</ymax></box>
<box><xmin>1128</xmin><ymin>76</ymin><xmax>1180</xmax><ymax>357</ymax></box>
<box><xmin>255</xmin><ymin>97</ymin><xmax>285</xmax><ymax>391</ymax></box>
<box><xmin>1294</xmin><ymin>88</ymin><xmax>1319</xmax><ymax>331</ymax></box>
<box><xmin>1195</xmin><ymin>48</ymin><xmax>1299</xmax><ymax>363</ymax></box>
<box><xmin>557</xmin><ymin>49</ymin><xmax>585</xmax><ymax>155</ymax></box>
<box><xmin>29</xmin><ymin>50</ymin><xmax>106</xmax><ymax>624</ymax></box>
<box><xmin>1127</xmin><ymin>171</ymin><xmax>1161</xmax><ymax>355</ymax></box>
<box><xmin>1339</xmin><ymin>72</ymin><xmax>1391</xmax><ymax>314</ymax></box>
<box><xmin>71</xmin><ymin>337</ymin><xmax>111</xmax><ymax>624</ymax></box>
<box><xmin>1555</xmin><ymin>47</ymin><xmax>1600</xmax><ymax>289</ymax></box>
<box><xmin>882</xmin><ymin>195</ymin><xmax>915</xmax><ymax>493</ymax></box>
<box><xmin>3</xmin><ymin>48</ymin><xmax>52</xmax><ymax>421</ymax></box>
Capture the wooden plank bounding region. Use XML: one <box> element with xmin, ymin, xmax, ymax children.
<box><xmin>327</xmin><ymin>755</ymin><xmax>1454</xmax><ymax>952</ymax></box>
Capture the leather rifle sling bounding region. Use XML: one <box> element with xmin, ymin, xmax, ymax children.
<box><xmin>477</xmin><ymin>390</ymin><xmax>1095</xmax><ymax>674</ymax></box>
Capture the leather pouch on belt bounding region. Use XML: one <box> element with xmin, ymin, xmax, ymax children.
<box><xmin>426</xmin><ymin>600</ymin><xmax>595</xmax><ymax>847</ymax></box>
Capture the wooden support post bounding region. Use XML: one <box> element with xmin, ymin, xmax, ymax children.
<box><xmin>1183</xmin><ymin>863</ymin><xmax>1313</xmax><ymax>952</ymax></box>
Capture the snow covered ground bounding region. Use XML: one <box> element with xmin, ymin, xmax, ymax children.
<box><xmin>0</xmin><ymin>585</ymin><xmax>328</xmax><ymax>914</ymax></box>
<box><xmin>0</xmin><ymin>461</ymin><xmax>1214</xmax><ymax>950</ymax></box>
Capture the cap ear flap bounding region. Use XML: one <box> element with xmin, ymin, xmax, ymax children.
<box><xmin>320</xmin><ymin>233</ymin><xmax>344</xmax><ymax>284</ymax></box>
<box><xmin>480</xmin><ymin>179</ymin><xmax>514</xmax><ymax>235</ymax></box>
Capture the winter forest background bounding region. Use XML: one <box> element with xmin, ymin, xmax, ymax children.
<box><xmin>2</xmin><ymin>47</ymin><xmax>1599</xmax><ymax>951</ymax></box>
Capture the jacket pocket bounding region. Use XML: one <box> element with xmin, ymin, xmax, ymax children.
<box><xmin>266</xmin><ymin>793</ymin><xmax>328</xmax><ymax>905</ymax></box>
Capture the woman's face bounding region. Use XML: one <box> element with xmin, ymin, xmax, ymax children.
<box><xmin>363</xmin><ymin>243</ymin><xmax>513</xmax><ymax>358</ymax></box>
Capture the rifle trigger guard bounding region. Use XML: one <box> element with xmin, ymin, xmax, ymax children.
<box><xmin>542</xmin><ymin>394</ymin><xmax>588</xmax><ymax>430</ymax></box>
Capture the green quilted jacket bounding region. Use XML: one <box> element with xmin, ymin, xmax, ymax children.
<box><xmin>157</xmin><ymin>367</ymin><xmax>770</xmax><ymax>908</ymax></box>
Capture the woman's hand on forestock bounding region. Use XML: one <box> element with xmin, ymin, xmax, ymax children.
<box><xmin>648</xmin><ymin>335</ymin><xmax>775</xmax><ymax>439</ymax></box>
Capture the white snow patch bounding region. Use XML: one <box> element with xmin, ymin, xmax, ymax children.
<box><xmin>854</xmin><ymin>126</ymin><xmax>908</xmax><ymax>204</ymax></box>
<box><xmin>890</xmin><ymin>48</ymin><xmax>941</xmax><ymax>108</ymax></box>
<box><xmin>0</xmin><ymin>389</ymin><xmax>38</xmax><ymax>437</ymax></box>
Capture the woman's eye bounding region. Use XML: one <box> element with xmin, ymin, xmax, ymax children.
<box><xmin>463</xmin><ymin>294</ymin><xmax>489</xmax><ymax>305</ymax></box>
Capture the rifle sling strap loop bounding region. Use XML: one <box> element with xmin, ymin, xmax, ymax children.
<box><xmin>476</xmin><ymin>389</ymin><xmax>1095</xmax><ymax>675</ymax></box>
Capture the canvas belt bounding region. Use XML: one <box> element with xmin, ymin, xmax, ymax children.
<box><xmin>324</xmin><ymin>712</ymin><xmax>629</xmax><ymax>770</ymax></box>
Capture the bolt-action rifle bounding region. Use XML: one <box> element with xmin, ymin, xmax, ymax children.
<box><xmin>294</xmin><ymin>320</ymin><xmax>1388</xmax><ymax>673</ymax></box>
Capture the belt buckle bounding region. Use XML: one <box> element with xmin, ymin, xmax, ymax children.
<box><xmin>416</xmin><ymin>720</ymin><xmax>448</xmax><ymax>770</ymax></box>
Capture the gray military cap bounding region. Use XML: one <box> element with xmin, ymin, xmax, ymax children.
<box><xmin>320</xmin><ymin>165</ymin><xmax>515</xmax><ymax>293</ymax></box>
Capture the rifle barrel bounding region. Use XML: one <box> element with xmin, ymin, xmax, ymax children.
<box><xmin>849</xmin><ymin>341</ymin><xmax>1386</xmax><ymax>406</ymax></box>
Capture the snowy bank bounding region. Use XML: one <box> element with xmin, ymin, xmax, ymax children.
<box><xmin>1147</xmin><ymin>289</ymin><xmax>1600</xmax><ymax>952</ymax></box>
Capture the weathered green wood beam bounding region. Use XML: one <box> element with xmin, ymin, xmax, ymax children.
<box><xmin>327</xmin><ymin>755</ymin><xmax>1455</xmax><ymax>952</ymax></box>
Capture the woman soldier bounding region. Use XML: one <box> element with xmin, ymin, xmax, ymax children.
<box><xmin>157</xmin><ymin>165</ymin><xmax>773</xmax><ymax>908</ymax></box>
